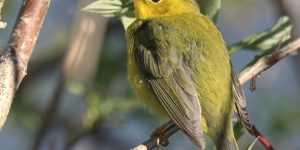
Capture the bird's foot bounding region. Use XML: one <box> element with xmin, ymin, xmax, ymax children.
<box><xmin>151</xmin><ymin>126</ymin><xmax>169</xmax><ymax>147</ymax></box>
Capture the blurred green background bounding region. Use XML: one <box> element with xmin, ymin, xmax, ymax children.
<box><xmin>0</xmin><ymin>0</ymin><xmax>300</xmax><ymax>149</ymax></box>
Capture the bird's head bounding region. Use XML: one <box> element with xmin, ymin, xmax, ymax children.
<box><xmin>133</xmin><ymin>0</ymin><xmax>200</xmax><ymax>20</ymax></box>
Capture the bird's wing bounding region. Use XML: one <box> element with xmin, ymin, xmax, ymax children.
<box><xmin>133</xmin><ymin>20</ymin><xmax>204</xmax><ymax>148</ymax></box>
<box><xmin>230</xmin><ymin>62</ymin><xmax>254</xmax><ymax>135</ymax></box>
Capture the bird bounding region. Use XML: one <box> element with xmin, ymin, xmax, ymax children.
<box><xmin>126</xmin><ymin>0</ymin><xmax>267</xmax><ymax>149</ymax></box>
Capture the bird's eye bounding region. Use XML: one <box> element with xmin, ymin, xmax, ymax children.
<box><xmin>151</xmin><ymin>0</ymin><xmax>160</xmax><ymax>3</ymax></box>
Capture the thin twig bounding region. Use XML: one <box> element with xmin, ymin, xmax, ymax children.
<box><xmin>132</xmin><ymin>38</ymin><xmax>300</xmax><ymax>150</ymax></box>
<box><xmin>32</xmin><ymin>72</ymin><xmax>66</xmax><ymax>150</ymax></box>
<box><xmin>0</xmin><ymin>0</ymin><xmax>51</xmax><ymax>129</ymax></box>
<box><xmin>279</xmin><ymin>0</ymin><xmax>300</xmax><ymax>85</ymax></box>
<box><xmin>0</xmin><ymin>0</ymin><xmax>3</xmax><ymax>13</ymax></box>
<box><xmin>250</xmin><ymin>76</ymin><xmax>257</xmax><ymax>92</ymax></box>
<box><xmin>0</xmin><ymin>0</ymin><xmax>6</xmax><ymax>28</ymax></box>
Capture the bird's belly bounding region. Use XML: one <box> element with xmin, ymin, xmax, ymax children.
<box><xmin>191</xmin><ymin>58</ymin><xmax>233</xmax><ymax>136</ymax></box>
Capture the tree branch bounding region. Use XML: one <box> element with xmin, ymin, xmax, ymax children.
<box><xmin>0</xmin><ymin>0</ymin><xmax>51</xmax><ymax>128</ymax></box>
<box><xmin>131</xmin><ymin>38</ymin><xmax>300</xmax><ymax>150</ymax></box>
<box><xmin>239</xmin><ymin>38</ymin><xmax>300</xmax><ymax>84</ymax></box>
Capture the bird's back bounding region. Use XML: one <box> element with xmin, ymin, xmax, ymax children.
<box><xmin>126</xmin><ymin>12</ymin><xmax>235</xmax><ymax>147</ymax></box>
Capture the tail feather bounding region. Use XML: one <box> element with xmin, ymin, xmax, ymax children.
<box><xmin>216</xmin><ymin>135</ymin><xmax>239</xmax><ymax>150</ymax></box>
<box><xmin>214</xmin><ymin>116</ymin><xmax>239</xmax><ymax>150</ymax></box>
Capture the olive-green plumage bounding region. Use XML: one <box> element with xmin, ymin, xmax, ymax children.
<box><xmin>126</xmin><ymin>0</ymin><xmax>238</xmax><ymax>149</ymax></box>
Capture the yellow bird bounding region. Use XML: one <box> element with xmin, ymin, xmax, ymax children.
<box><xmin>126</xmin><ymin>0</ymin><xmax>249</xmax><ymax>149</ymax></box>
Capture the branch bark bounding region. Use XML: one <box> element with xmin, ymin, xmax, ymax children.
<box><xmin>132</xmin><ymin>38</ymin><xmax>300</xmax><ymax>150</ymax></box>
<box><xmin>279</xmin><ymin>0</ymin><xmax>300</xmax><ymax>85</ymax></box>
<box><xmin>0</xmin><ymin>0</ymin><xmax>51</xmax><ymax>128</ymax></box>
<box><xmin>239</xmin><ymin>38</ymin><xmax>300</xmax><ymax>84</ymax></box>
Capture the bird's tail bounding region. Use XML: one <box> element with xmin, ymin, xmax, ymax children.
<box><xmin>213</xmin><ymin>119</ymin><xmax>239</xmax><ymax>150</ymax></box>
<box><xmin>217</xmin><ymin>135</ymin><xmax>239</xmax><ymax>150</ymax></box>
<box><xmin>216</xmin><ymin>134</ymin><xmax>239</xmax><ymax>150</ymax></box>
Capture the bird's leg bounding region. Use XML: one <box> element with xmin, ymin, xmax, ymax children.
<box><xmin>150</xmin><ymin>120</ymin><xmax>178</xmax><ymax>147</ymax></box>
<box><xmin>141</xmin><ymin>120</ymin><xmax>180</xmax><ymax>149</ymax></box>
<box><xmin>151</xmin><ymin>121</ymin><xmax>171</xmax><ymax>147</ymax></box>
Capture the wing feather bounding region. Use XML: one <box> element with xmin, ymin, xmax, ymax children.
<box><xmin>231</xmin><ymin>62</ymin><xmax>254</xmax><ymax>135</ymax></box>
<box><xmin>148</xmin><ymin>73</ymin><xmax>204</xmax><ymax>148</ymax></box>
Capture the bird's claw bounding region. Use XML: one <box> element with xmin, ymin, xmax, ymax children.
<box><xmin>160</xmin><ymin>137</ymin><xmax>169</xmax><ymax>146</ymax></box>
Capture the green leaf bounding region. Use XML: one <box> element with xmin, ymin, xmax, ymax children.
<box><xmin>229</xmin><ymin>16</ymin><xmax>292</xmax><ymax>54</ymax></box>
<box><xmin>82</xmin><ymin>0</ymin><xmax>133</xmax><ymax>17</ymax></box>
<box><xmin>234</xmin><ymin>121</ymin><xmax>245</xmax><ymax>140</ymax></box>
<box><xmin>246</xmin><ymin>137</ymin><xmax>259</xmax><ymax>150</ymax></box>
<box><xmin>82</xmin><ymin>0</ymin><xmax>122</xmax><ymax>17</ymax></box>
<box><xmin>82</xmin><ymin>0</ymin><xmax>135</xmax><ymax>30</ymax></box>
<box><xmin>121</xmin><ymin>15</ymin><xmax>135</xmax><ymax>29</ymax></box>
<box><xmin>197</xmin><ymin>0</ymin><xmax>221</xmax><ymax>23</ymax></box>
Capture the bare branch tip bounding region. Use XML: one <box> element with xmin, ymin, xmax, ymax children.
<box><xmin>132</xmin><ymin>144</ymin><xmax>147</xmax><ymax>150</ymax></box>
